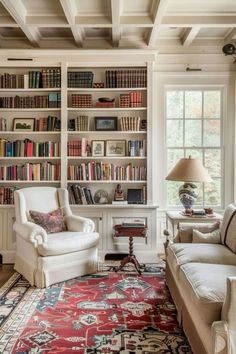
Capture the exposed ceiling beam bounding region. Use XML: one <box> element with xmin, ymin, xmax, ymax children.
<box><xmin>162</xmin><ymin>16</ymin><xmax>236</xmax><ymax>27</ymax></box>
<box><xmin>111</xmin><ymin>0</ymin><xmax>121</xmax><ymax>47</ymax></box>
<box><xmin>182</xmin><ymin>27</ymin><xmax>200</xmax><ymax>46</ymax></box>
<box><xmin>147</xmin><ymin>0</ymin><xmax>170</xmax><ymax>46</ymax></box>
<box><xmin>60</xmin><ymin>0</ymin><xmax>83</xmax><ymax>47</ymax></box>
<box><xmin>26</xmin><ymin>15</ymin><xmax>68</xmax><ymax>27</ymax></box>
<box><xmin>0</xmin><ymin>0</ymin><xmax>40</xmax><ymax>47</ymax></box>
<box><xmin>224</xmin><ymin>28</ymin><xmax>236</xmax><ymax>43</ymax></box>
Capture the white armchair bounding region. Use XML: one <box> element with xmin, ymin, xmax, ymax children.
<box><xmin>13</xmin><ymin>187</ymin><xmax>99</xmax><ymax>288</ymax></box>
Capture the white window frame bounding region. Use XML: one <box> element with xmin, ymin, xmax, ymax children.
<box><xmin>165</xmin><ymin>86</ymin><xmax>224</xmax><ymax>209</ymax></box>
<box><xmin>154</xmin><ymin>72</ymin><xmax>234</xmax><ymax>211</ymax></box>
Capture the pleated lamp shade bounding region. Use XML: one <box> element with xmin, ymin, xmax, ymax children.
<box><xmin>166</xmin><ymin>157</ymin><xmax>212</xmax><ymax>183</ymax></box>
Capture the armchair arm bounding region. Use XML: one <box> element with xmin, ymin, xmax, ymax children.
<box><xmin>174</xmin><ymin>222</ymin><xmax>220</xmax><ymax>243</ymax></box>
<box><xmin>66</xmin><ymin>215</ymin><xmax>95</xmax><ymax>233</ymax></box>
<box><xmin>13</xmin><ymin>221</ymin><xmax>47</xmax><ymax>246</ymax></box>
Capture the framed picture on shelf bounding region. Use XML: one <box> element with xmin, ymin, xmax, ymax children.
<box><xmin>13</xmin><ymin>118</ymin><xmax>35</xmax><ymax>132</ymax></box>
<box><xmin>106</xmin><ymin>140</ymin><xmax>126</xmax><ymax>157</ymax></box>
<box><xmin>91</xmin><ymin>140</ymin><xmax>105</xmax><ymax>157</ymax></box>
<box><xmin>95</xmin><ymin>117</ymin><xmax>117</xmax><ymax>131</ymax></box>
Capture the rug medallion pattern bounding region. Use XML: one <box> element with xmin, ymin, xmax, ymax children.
<box><xmin>0</xmin><ymin>264</ymin><xmax>192</xmax><ymax>353</ymax></box>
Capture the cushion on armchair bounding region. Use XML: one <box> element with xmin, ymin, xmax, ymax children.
<box><xmin>29</xmin><ymin>208</ymin><xmax>67</xmax><ymax>234</ymax></box>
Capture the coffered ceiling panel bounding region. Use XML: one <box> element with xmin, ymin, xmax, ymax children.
<box><xmin>0</xmin><ymin>0</ymin><xmax>235</xmax><ymax>50</ymax></box>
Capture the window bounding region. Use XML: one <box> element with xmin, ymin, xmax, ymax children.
<box><xmin>166</xmin><ymin>89</ymin><xmax>223</xmax><ymax>208</ymax></box>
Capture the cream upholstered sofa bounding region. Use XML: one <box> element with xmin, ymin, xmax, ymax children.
<box><xmin>166</xmin><ymin>204</ymin><xmax>236</xmax><ymax>354</ymax></box>
<box><xmin>13</xmin><ymin>187</ymin><xmax>99</xmax><ymax>288</ymax></box>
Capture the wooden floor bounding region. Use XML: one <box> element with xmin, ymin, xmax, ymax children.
<box><xmin>0</xmin><ymin>264</ymin><xmax>14</xmax><ymax>287</ymax></box>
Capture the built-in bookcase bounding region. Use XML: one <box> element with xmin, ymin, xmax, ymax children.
<box><xmin>0</xmin><ymin>55</ymin><xmax>158</xmax><ymax>264</ymax></box>
<box><xmin>66</xmin><ymin>65</ymin><xmax>149</xmax><ymax>206</ymax></box>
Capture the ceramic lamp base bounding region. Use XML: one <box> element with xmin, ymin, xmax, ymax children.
<box><xmin>179</xmin><ymin>182</ymin><xmax>198</xmax><ymax>210</ymax></box>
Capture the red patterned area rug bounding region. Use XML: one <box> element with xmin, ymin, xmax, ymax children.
<box><xmin>0</xmin><ymin>264</ymin><xmax>192</xmax><ymax>353</ymax></box>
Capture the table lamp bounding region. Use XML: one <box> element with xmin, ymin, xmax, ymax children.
<box><xmin>165</xmin><ymin>156</ymin><xmax>212</xmax><ymax>211</ymax></box>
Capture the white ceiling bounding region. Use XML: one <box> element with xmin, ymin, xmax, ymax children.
<box><xmin>0</xmin><ymin>0</ymin><xmax>235</xmax><ymax>50</ymax></box>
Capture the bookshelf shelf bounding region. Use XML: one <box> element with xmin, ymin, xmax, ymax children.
<box><xmin>67</xmin><ymin>156</ymin><xmax>147</xmax><ymax>160</ymax></box>
<box><xmin>0</xmin><ymin>108</ymin><xmax>61</xmax><ymax>112</ymax></box>
<box><xmin>0</xmin><ymin>88</ymin><xmax>61</xmax><ymax>92</ymax></box>
<box><xmin>68</xmin><ymin>180</ymin><xmax>147</xmax><ymax>184</ymax></box>
<box><xmin>68</xmin><ymin>131</ymin><xmax>146</xmax><ymax>135</ymax></box>
<box><xmin>0</xmin><ymin>131</ymin><xmax>61</xmax><ymax>135</ymax></box>
<box><xmin>67</xmin><ymin>107</ymin><xmax>147</xmax><ymax>111</ymax></box>
<box><xmin>0</xmin><ymin>157</ymin><xmax>60</xmax><ymax>160</ymax></box>
<box><xmin>0</xmin><ymin>180</ymin><xmax>60</xmax><ymax>184</ymax></box>
<box><xmin>67</xmin><ymin>87</ymin><xmax>147</xmax><ymax>92</ymax></box>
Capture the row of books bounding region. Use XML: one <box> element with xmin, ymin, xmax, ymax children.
<box><xmin>36</xmin><ymin>116</ymin><xmax>60</xmax><ymax>131</ymax></box>
<box><xmin>0</xmin><ymin>70</ymin><xmax>61</xmax><ymax>89</ymax></box>
<box><xmin>105</xmin><ymin>69</ymin><xmax>147</xmax><ymax>88</ymax></box>
<box><xmin>0</xmin><ymin>73</ymin><xmax>24</xmax><ymax>89</ymax></box>
<box><xmin>0</xmin><ymin>186</ymin><xmax>16</xmax><ymax>204</ymax></box>
<box><xmin>0</xmin><ymin>116</ymin><xmax>60</xmax><ymax>132</ymax></box>
<box><xmin>127</xmin><ymin>140</ymin><xmax>146</xmax><ymax>157</ymax></box>
<box><xmin>68</xmin><ymin>72</ymin><xmax>93</xmax><ymax>88</ymax></box>
<box><xmin>120</xmin><ymin>116</ymin><xmax>141</xmax><ymax>131</ymax></box>
<box><xmin>68</xmin><ymin>162</ymin><xmax>147</xmax><ymax>181</ymax></box>
<box><xmin>68</xmin><ymin>184</ymin><xmax>95</xmax><ymax>205</ymax></box>
<box><xmin>28</xmin><ymin>69</ymin><xmax>61</xmax><ymax>88</ymax></box>
<box><xmin>119</xmin><ymin>92</ymin><xmax>142</xmax><ymax>108</ymax></box>
<box><xmin>0</xmin><ymin>162</ymin><xmax>60</xmax><ymax>181</ymax></box>
<box><xmin>67</xmin><ymin>139</ymin><xmax>88</xmax><ymax>157</ymax></box>
<box><xmin>68</xmin><ymin>116</ymin><xmax>89</xmax><ymax>131</ymax></box>
<box><xmin>0</xmin><ymin>139</ymin><xmax>60</xmax><ymax>157</ymax></box>
<box><xmin>71</xmin><ymin>94</ymin><xmax>92</xmax><ymax>108</ymax></box>
<box><xmin>0</xmin><ymin>94</ymin><xmax>61</xmax><ymax>108</ymax></box>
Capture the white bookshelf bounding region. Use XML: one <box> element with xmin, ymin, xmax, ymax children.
<box><xmin>0</xmin><ymin>55</ymin><xmax>158</xmax><ymax>264</ymax></box>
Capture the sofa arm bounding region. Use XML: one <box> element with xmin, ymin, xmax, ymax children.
<box><xmin>174</xmin><ymin>222</ymin><xmax>220</xmax><ymax>243</ymax></box>
<box><xmin>211</xmin><ymin>321</ymin><xmax>228</xmax><ymax>354</ymax></box>
<box><xmin>66</xmin><ymin>215</ymin><xmax>95</xmax><ymax>233</ymax></box>
<box><xmin>221</xmin><ymin>277</ymin><xmax>236</xmax><ymax>353</ymax></box>
<box><xmin>13</xmin><ymin>221</ymin><xmax>48</xmax><ymax>246</ymax></box>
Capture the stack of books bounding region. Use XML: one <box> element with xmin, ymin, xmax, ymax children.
<box><xmin>36</xmin><ymin>116</ymin><xmax>60</xmax><ymax>131</ymax></box>
<box><xmin>0</xmin><ymin>186</ymin><xmax>16</xmax><ymax>205</ymax></box>
<box><xmin>120</xmin><ymin>117</ymin><xmax>140</xmax><ymax>131</ymax></box>
<box><xmin>0</xmin><ymin>73</ymin><xmax>25</xmax><ymax>89</ymax></box>
<box><xmin>68</xmin><ymin>184</ymin><xmax>94</xmax><ymax>204</ymax></box>
<box><xmin>68</xmin><ymin>71</ymin><xmax>93</xmax><ymax>88</ymax></box>
<box><xmin>71</xmin><ymin>94</ymin><xmax>92</xmax><ymax>108</ymax></box>
<box><xmin>0</xmin><ymin>118</ymin><xmax>7</xmax><ymax>131</ymax></box>
<box><xmin>119</xmin><ymin>92</ymin><xmax>142</xmax><ymax>108</ymax></box>
<box><xmin>67</xmin><ymin>138</ymin><xmax>89</xmax><ymax>156</ymax></box>
<box><xmin>105</xmin><ymin>69</ymin><xmax>147</xmax><ymax>88</ymax></box>
<box><xmin>0</xmin><ymin>93</ymin><xmax>61</xmax><ymax>108</ymax></box>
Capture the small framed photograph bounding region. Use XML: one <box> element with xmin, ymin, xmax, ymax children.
<box><xmin>13</xmin><ymin>118</ymin><xmax>35</xmax><ymax>131</ymax></box>
<box><xmin>91</xmin><ymin>140</ymin><xmax>105</xmax><ymax>157</ymax></box>
<box><xmin>95</xmin><ymin>117</ymin><xmax>117</xmax><ymax>131</ymax></box>
<box><xmin>106</xmin><ymin>140</ymin><xmax>126</xmax><ymax>157</ymax></box>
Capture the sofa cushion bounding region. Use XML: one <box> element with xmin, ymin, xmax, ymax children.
<box><xmin>29</xmin><ymin>208</ymin><xmax>67</xmax><ymax>234</ymax></box>
<box><xmin>192</xmin><ymin>228</ymin><xmax>221</xmax><ymax>244</ymax></box>
<box><xmin>167</xmin><ymin>243</ymin><xmax>236</xmax><ymax>274</ymax></box>
<box><xmin>220</xmin><ymin>204</ymin><xmax>236</xmax><ymax>253</ymax></box>
<box><xmin>179</xmin><ymin>263</ymin><xmax>236</xmax><ymax>324</ymax></box>
<box><xmin>38</xmin><ymin>231</ymin><xmax>99</xmax><ymax>256</ymax></box>
<box><xmin>174</xmin><ymin>222</ymin><xmax>220</xmax><ymax>243</ymax></box>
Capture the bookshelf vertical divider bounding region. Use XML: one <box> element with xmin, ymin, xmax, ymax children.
<box><xmin>60</xmin><ymin>62</ymin><xmax>68</xmax><ymax>189</ymax></box>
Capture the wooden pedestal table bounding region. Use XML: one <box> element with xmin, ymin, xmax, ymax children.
<box><xmin>113</xmin><ymin>224</ymin><xmax>148</xmax><ymax>275</ymax></box>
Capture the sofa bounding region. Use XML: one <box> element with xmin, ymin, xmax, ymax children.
<box><xmin>166</xmin><ymin>204</ymin><xmax>236</xmax><ymax>354</ymax></box>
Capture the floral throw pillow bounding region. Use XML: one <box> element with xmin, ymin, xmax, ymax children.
<box><xmin>29</xmin><ymin>208</ymin><xmax>67</xmax><ymax>234</ymax></box>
